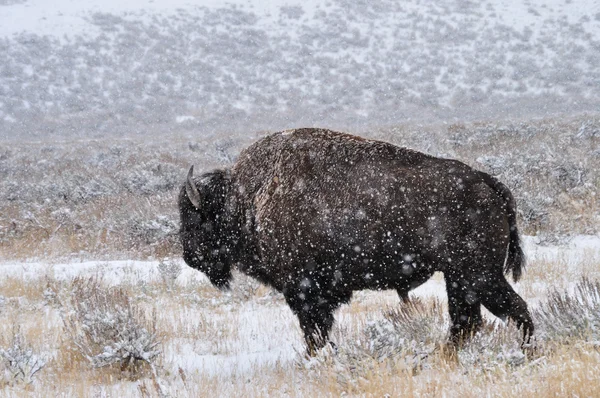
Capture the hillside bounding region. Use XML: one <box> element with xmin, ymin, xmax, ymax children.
<box><xmin>1</xmin><ymin>0</ymin><xmax>599</xmax><ymax>140</ymax></box>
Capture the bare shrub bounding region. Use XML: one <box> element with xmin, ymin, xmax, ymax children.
<box><xmin>535</xmin><ymin>277</ymin><xmax>600</xmax><ymax>341</ymax></box>
<box><xmin>157</xmin><ymin>258</ymin><xmax>182</xmax><ymax>291</ymax></box>
<box><xmin>63</xmin><ymin>277</ymin><xmax>160</xmax><ymax>373</ymax></box>
<box><xmin>0</xmin><ymin>326</ymin><xmax>46</xmax><ymax>385</ymax></box>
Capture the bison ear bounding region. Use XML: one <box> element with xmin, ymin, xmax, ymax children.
<box><xmin>186</xmin><ymin>166</ymin><xmax>202</xmax><ymax>209</ymax></box>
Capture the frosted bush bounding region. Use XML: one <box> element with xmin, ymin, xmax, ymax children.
<box><xmin>42</xmin><ymin>281</ymin><xmax>59</xmax><ymax>308</ymax></box>
<box><xmin>117</xmin><ymin>161</ymin><xmax>180</xmax><ymax>196</ymax></box>
<box><xmin>212</xmin><ymin>140</ymin><xmax>236</xmax><ymax>164</ymax></box>
<box><xmin>373</xmin><ymin>299</ymin><xmax>448</xmax><ymax>361</ymax></box>
<box><xmin>309</xmin><ymin>299</ymin><xmax>448</xmax><ymax>381</ymax></box>
<box><xmin>518</xmin><ymin>195</ymin><xmax>550</xmax><ymax>231</ymax></box>
<box><xmin>42</xmin><ymin>276</ymin><xmax>69</xmax><ymax>309</ymax></box>
<box><xmin>476</xmin><ymin>155</ymin><xmax>508</xmax><ymax>175</ymax></box>
<box><xmin>458</xmin><ymin>323</ymin><xmax>526</xmax><ymax>372</ymax></box>
<box><xmin>312</xmin><ymin>297</ymin><xmax>535</xmax><ymax>385</ymax></box>
<box><xmin>63</xmin><ymin>277</ymin><xmax>160</xmax><ymax>372</ymax></box>
<box><xmin>0</xmin><ymin>327</ymin><xmax>46</xmax><ymax>385</ymax></box>
<box><xmin>157</xmin><ymin>258</ymin><xmax>182</xmax><ymax>291</ymax></box>
<box><xmin>535</xmin><ymin>277</ymin><xmax>600</xmax><ymax>341</ymax></box>
<box><xmin>551</xmin><ymin>163</ymin><xmax>586</xmax><ymax>189</ymax></box>
<box><xmin>128</xmin><ymin>215</ymin><xmax>178</xmax><ymax>245</ymax></box>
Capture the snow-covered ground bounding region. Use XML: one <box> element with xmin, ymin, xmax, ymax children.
<box><xmin>1</xmin><ymin>0</ymin><xmax>599</xmax><ymax>394</ymax></box>
<box><xmin>0</xmin><ymin>0</ymin><xmax>328</xmax><ymax>38</ymax></box>
<box><xmin>2</xmin><ymin>0</ymin><xmax>598</xmax><ymax>39</ymax></box>
<box><xmin>2</xmin><ymin>235</ymin><xmax>598</xmax><ymax>377</ymax></box>
<box><xmin>3</xmin><ymin>234</ymin><xmax>598</xmax><ymax>291</ymax></box>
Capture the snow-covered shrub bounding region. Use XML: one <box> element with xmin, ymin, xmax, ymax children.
<box><xmin>128</xmin><ymin>215</ymin><xmax>178</xmax><ymax>246</ymax></box>
<box><xmin>458</xmin><ymin>322</ymin><xmax>526</xmax><ymax>372</ymax></box>
<box><xmin>212</xmin><ymin>139</ymin><xmax>236</xmax><ymax>164</ymax></box>
<box><xmin>42</xmin><ymin>276</ymin><xmax>73</xmax><ymax>309</ymax></box>
<box><xmin>575</xmin><ymin>121</ymin><xmax>600</xmax><ymax>139</ymax></box>
<box><xmin>280</xmin><ymin>5</ymin><xmax>304</xmax><ymax>20</ymax></box>
<box><xmin>476</xmin><ymin>155</ymin><xmax>508</xmax><ymax>175</ymax></box>
<box><xmin>518</xmin><ymin>195</ymin><xmax>550</xmax><ymax>232</ymax></box>
<box><xmin>157</xmin><ymin>258</ymin><xmax>182</xmax><ymax>291</ymax></box>
<box><xmin>117</xmin><ymin>161</ymin><xmax>180</xmax><ymax>196</ymax></box>
<box><xmin>309</xmin><ymin>298</ymin><xmax>535</xmax><ymax>386</ymax></box>
<box><xmin>308</xmin><ymin>299</ymin><xmax>448</xmax><ymax>381</ymax></box>
<box><xmin>375</xmin><ymin>299</ymin><xmax>448</xmax><ymax>360</ymax></box>
<box><xmin>42</xmin><ymin>278</ymin><xmax>61</xmax><ymax>308</ymax></box>
<box><xmin>550</xmin><ymin>163</ymin><xmax>586</xmax><ymax>189</ymax></box>
<box><xmin>0</xmin><ymin>327</ymin><xmax>46</xmax><ymax>385</ymax></box>
<box><xmin>535</xmin><ymin>277</ymin><xmax>600</xmax><ymax>342</ymax></box>
<box><xmin>63</xmin><ymin>277</ymin><xmax>160</xmax><ymax>372</ymax></box>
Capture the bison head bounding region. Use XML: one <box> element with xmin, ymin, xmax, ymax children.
<box><xmin>179</xmin><ymin>166</ymin><xmax>236</xmax><ymax>289</ymax></box>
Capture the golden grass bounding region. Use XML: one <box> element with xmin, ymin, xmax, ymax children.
<box><xmin>0</xmin><ymin>248</ymin><xmax>599</xmax><ymax>396</ymax></box>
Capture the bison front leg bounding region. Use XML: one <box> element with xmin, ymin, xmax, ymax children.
<box><xmin>297</xmin><ymin>304</ymin><xmax>335</xmax><ymax>356</ymax></box>
<box><xmin>445</xmin><ymin>275</ymin><xmax>483</xmax><ymax>346</ymax></box>
<box><xmin>283</xmin><ymin>282</ymin><xmax>341</xmax><ymax>356</ymax></box>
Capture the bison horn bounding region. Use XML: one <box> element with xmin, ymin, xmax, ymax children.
<box><xmin>186</xmin><ymin>165</ymin><xmax>201</xmax><ymax>209</ymax></box>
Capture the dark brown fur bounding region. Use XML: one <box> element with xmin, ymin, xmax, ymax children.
<box><xmin>179</xmin><ymin>128</ymin><xmax>533</xmax><ymax>353</ymax></box>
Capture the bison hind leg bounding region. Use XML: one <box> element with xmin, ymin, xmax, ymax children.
<box><xmin>396</xmin><ymin>270</ymin><xmax>436</xmax><ymax>304</ymax></box>
<box><xmin>478</xmin><ymin>275</ymin><xmax>534</xmax><ymax>345</ymax></box>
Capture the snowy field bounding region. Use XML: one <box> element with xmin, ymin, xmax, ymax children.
<box><xmin>1</xmin><ymin>235</ymin><xmax>600</xmax><ymax>396</ymax></box>
<box><xmin>1</xmin><ymin>0</ymin><xmax>600</xmax><ymax>396</ymax></box>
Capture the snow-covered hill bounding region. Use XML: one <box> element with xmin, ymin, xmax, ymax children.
<box><xmin>1</xmin><ymin>0</ymin><xmax>599</xmax><ymax>140</ymax></box>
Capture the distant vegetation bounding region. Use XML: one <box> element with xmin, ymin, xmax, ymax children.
<box><xmin>1</xmin><ymin>0</ymin><xmax>599</xmax><ymax>140</ymax></box>
<box><xmin>1</xmin><ymin>115</ymin><xmax>598</xmax><ymax>260</ymax></box>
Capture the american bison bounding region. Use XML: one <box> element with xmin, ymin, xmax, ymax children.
<box><xmin>179</xmin><ymin>128</ymin><xmax>533</xmax><ymax>354</ymax></box>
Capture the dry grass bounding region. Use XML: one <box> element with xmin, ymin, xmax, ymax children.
<box><xmin>0</xmin><ymin>254</ymin><xmax>599</xmax><ymax>397</ymax></box>
<box><xmin>0</xmin><ymin>193</ymin><xmax>180</xmax><ymax>260</ymax></box>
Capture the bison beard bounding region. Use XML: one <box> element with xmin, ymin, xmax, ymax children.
<box><xmin>179</xmin><ymin>128</ymin><xmax>534</xmax><ymax>355</ymax></box>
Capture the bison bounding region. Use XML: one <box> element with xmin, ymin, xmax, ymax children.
<box><xmin>179</xmin><ymin>128</ymin><xmax>533</xmax><ymax>354</ymax></box>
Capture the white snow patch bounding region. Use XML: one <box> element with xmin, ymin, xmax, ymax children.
<box><xmin>175</xmin><ymin>115</ymin><xmax>196</xmax><ymax>124</ymax></box>
<box><xmin>0</xmin><ymin>0</ymin><xmax>328</xmax><ymax>38</ymax></box>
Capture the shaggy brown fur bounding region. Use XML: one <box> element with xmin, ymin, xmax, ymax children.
<box><xmin>179</xmin><ymin>128</ymin><xmax>533</xmax><ymax>353</ymax></box>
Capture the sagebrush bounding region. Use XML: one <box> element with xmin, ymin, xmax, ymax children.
<box><xmin>62</xmin><ymin>277</ymin><xmax>161</xmax><ymax>373</ymax></box>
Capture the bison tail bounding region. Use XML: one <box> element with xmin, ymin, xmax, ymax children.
<box><xmin>481</xmin><ymin>173</ymin><xmax>525</xmax><ymax>282</ymax></box>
